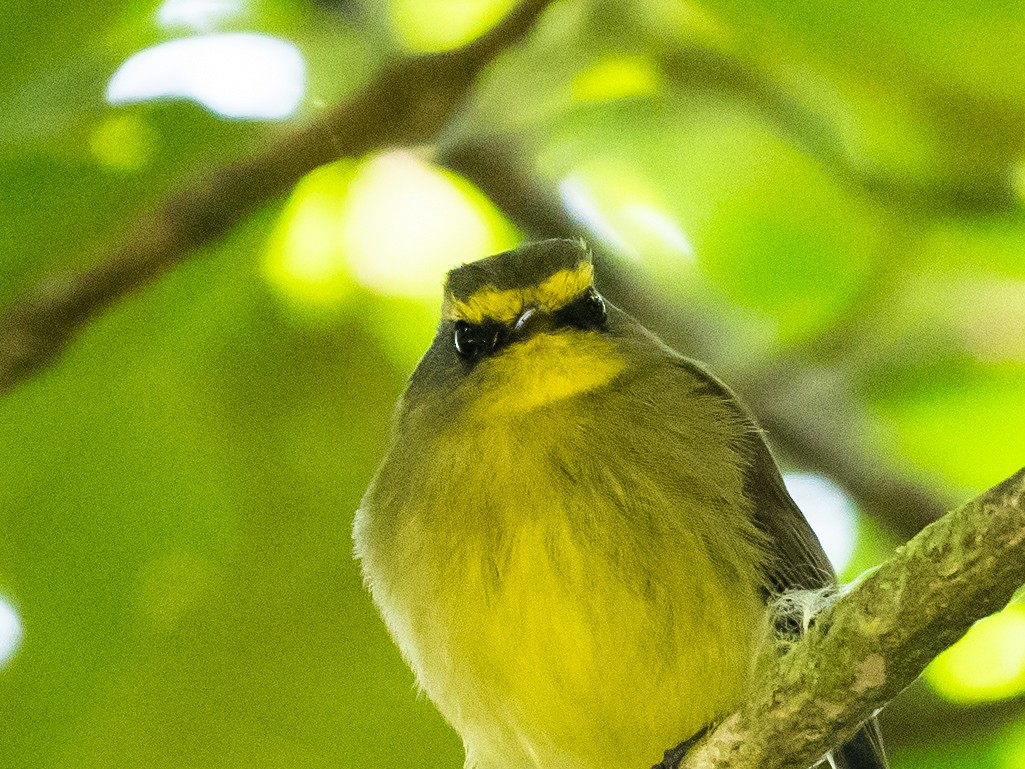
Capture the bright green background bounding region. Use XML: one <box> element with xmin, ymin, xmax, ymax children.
<box><xmin>2</xmin><ymin>1</ymin><xmax>1025</xmax><ymax>767</ymax></box>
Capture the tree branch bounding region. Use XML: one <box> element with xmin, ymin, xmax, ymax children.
<box><xmin>679</xmin><ymin>466</ymin><xmax>1025</xmax><ymax>769</ymax></box>
<box><xmin>0</xmin><ymin>0</ymin><xmax>555</xmax><ymax>396</ymax></box>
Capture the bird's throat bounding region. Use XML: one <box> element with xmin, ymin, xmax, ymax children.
<box><xmin>471</xmin><ymin>331</ymin><xmax>625</xmax><ymax>416</ymax></box>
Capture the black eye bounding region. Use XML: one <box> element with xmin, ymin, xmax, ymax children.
<box><xmin>557</xmin><ymin>289</ymin><xmax>608</xmax><ymax>330</ymax></box>
<box><xmin>453</xmin><ymin>321</ymin><xmax>500</xmax><ymax>362</ymax></box>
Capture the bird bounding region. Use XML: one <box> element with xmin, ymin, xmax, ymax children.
<box><xmin>353</xmin><ymin>238</ymin><xmax>886</xmax><ymax>769</ymax></box>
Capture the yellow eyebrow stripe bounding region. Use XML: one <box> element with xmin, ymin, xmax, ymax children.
<box><xmin>443</xmin><ymin>262</ymin><xmax>594</xmax><ymax>324</ymax></box>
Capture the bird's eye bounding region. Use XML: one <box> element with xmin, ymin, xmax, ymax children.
<box><xmin>453</xmin><ymin>321</ymin><xmax>500</xmax><ymax>362</ymax></box>
<box><xmin>557</xmin><ymin>289</ymin><xmax>608</xmax><ymax>330</ymax></box>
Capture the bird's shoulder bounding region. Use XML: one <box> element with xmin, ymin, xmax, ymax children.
<box><xmin>642</xmin><ymin>351</ymin><xmax>838</xmax><ymax>595</ymax></box>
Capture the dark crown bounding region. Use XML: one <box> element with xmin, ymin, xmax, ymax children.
<box><xmin>444</xmin><ymin>239</ymin><xmax>591</xmax><ymax>302</ymax></box>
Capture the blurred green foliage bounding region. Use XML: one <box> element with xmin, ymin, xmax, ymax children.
<box><xmin>1</xmin><ymin>2</ymin><xmax>1024</xmax><ymax>768</ymax></box>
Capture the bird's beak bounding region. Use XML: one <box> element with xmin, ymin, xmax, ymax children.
<box><xmin>513</xmin><ymin>305</ymin><xmax>556</xmax><ymax>341</ymax></box>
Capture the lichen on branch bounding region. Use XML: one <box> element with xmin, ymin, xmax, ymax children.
<box><xmin>680</xmin><ymin>467</ymin><xmax>1025</xmax><ymax>769</ymax></box>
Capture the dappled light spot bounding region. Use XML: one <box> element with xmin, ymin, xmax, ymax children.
<box><xmin>105</xmin><ymin>33</ymin><xmax>305</xmax><ymax>120</ymax></box>
<box><xmin>572</xmin><ymin>55</ymin><xmax>659</xmax><ymax>102</ymax></box>
<box><xmin>0</xmin><ymin>596</ymin><xmax>23</xmax><ymax>670</ymax></box>
<box><xmin>559</xmin><ymin>170</ymin><xmax>695</xmax><ymax>264</ymax></box>
<box><xmin>157</xmin><ymin>0</ymin><xmax>245</xmax><ymax>31</ymax></box>
<box><xmin>90</xmin><ymin>114</ymin><xmax>159</xmax><ymax>171</ymax></box>
<box><xmin>926</xmin><ymin>604</ymin><xmax>1025</xmax><ymax>704</ymax></box>
<box><xmin>559</xmin><ymin>175</ymin><xmax>635</xmax><ymax>257</ymax></box>
<box><xmin>264</xmin><ymin>161</ymin><xmax>356</xmax><ymax>306</ymax></box>
<box><xmin>341</xmin><ymin>151</ymin><xmax>517</xmax><ymax>300</ymax></box>
<box><xmin>783</xmin><ymin>472</ymin><xmax>858</xmax><ymax>574</ymax></box>
<box><xmin>623</xmin><ymin>204</ymin><xmax>694</xmax><ymax>261</ymax></box>
<box><xmin>390</xmin><ymin>0</ymin><xmax>517</xmax><ymax>52</ymax></box>
<box><xmin>264</xmin><ymin>152</ymin><xmax>516</xmax><ymax>307</ymax></box>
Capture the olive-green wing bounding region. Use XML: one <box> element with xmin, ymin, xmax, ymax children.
<box><xmin>680</xmin><ymin>358</ymin><xmax>889</xmax><ymax>769</ymax></box>
<box><xmin>738</xmin><ymin>418</ymin><xmax>888</xmax><ymax>769</ymax></box>
<box><xmin>738</xmin><ymin>435</ymin><xmax>836</xmax><ymax>594</ymax></box>
<box><xmin>677</xmin><ymin>357</ymin><xmax>834</xmax><ymax>591</ymax></box>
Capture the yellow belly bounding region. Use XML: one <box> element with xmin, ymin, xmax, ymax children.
<box><xmin>357</xmin><ymin>357</ymin><xmax>770</xmax><ymax>769</ymax></box>
<box><xmin>381</xmin><ymin>506</ymin><xmax>766</xmax><ymax>769</ymax></box>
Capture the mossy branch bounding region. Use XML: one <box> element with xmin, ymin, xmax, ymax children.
<box><xmin>678</xmin><ymin>467</ymin><xmax>1025</xmax><ymax>769</ymax></box>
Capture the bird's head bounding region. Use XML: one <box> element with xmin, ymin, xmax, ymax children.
<box><xmin>405</xmin><ymin>239</ymin><xmax>626</xmax><ymax>421</ymax></box>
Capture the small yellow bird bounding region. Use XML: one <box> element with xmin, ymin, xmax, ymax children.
<box><xmin>354</xmin><ymin>239</ymin><xmax>886</xmax><ymax>769</ymax></box>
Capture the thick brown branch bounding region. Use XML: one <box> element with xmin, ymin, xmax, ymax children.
<box><xmin>680</xmin><ymin>467</ymin><xmax>1025</xmax><ymax>769</ymax></box>
<box><xmin>0</xmin><ymin>0</ymin><xmax>554</xmax><ymax>396</ymax></box>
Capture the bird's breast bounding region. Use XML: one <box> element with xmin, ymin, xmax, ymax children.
<box><xmin>364</xmin><ymin>401</ymin><xmax>768</xmax><ymax>769</ymax></box>
<box><xmin>347</xmin><ymin>241</ymin><xmax>811</xmax><ymax>769</ymax></box>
